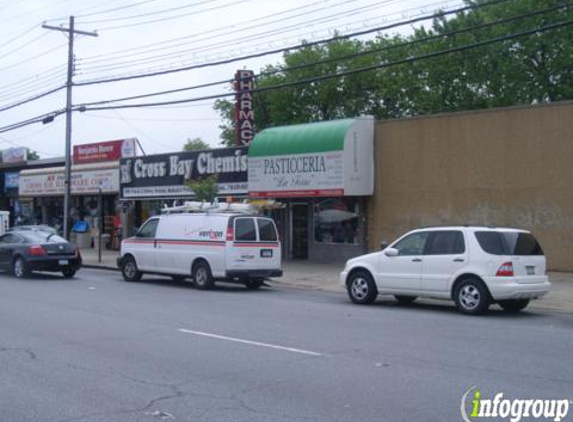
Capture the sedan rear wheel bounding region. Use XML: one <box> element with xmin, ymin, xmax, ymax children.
<box><xmin>62</xmin><ymin>268</ymin><xmax>76</xmax><ymax>278</ymax></box>
<box><xmin>13</xmin><ymin>257</ymin><xmax>29</xmax><ymax>279</ymax></box>
<box><xmin>347</xmin><ymin>271</ymin><xmax>377</xmax><ymax>304</ymax></box>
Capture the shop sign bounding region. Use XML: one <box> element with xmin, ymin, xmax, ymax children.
<box><xmin>4</xmin><ymin>172</ymin><xmax>19</xmax><ymax>190</ymax></box>
<box><xmin>2</xmin><ymin>147</ymin><xmax>27</xmax><ymax>164</ymax></box>
<box><xmin>73</xmin><ymin>138</ymin><xmax>136</xmax><ymax>164</ymax></box>
<box><xmin>234</xmin><ymin>70</ymin><xmax>254</xmax><ymax>146</ymax></box>
<box><xmin>19</xmin><ymin>168</ymin><xmax>119</xmax><ymax>196</ymax></box>
<box><xmin>119</xmin><ymin>147</ymin><xmax>248</xmax><ymax>199</ymax></box>
<box><xmin>249</xmin><ymin>118</ymin><xmax>374</xmax><ymax>198</ymax></box>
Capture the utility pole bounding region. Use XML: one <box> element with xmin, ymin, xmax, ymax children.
<box><xmin>43</xmin><ymin>17</ymin><xmax>97</xmax><ymax>239</ymax></box>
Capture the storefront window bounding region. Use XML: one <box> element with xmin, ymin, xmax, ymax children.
<box><xmin>314</xmin><ymin>198</ymin><xmax>361</xmax><ymax>245</ymax></box>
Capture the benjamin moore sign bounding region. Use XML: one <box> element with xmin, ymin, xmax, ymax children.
<box><xmin>120</xmin><ymin>147</ymin><xmax>248</xmax><ymax>199</ymax></box>
<box><xmin>248</xmin><ymin>118</ymin><xmax>374</xmax><ymax>198</ymax></box>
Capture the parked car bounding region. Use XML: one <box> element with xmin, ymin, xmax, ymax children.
<box><xmin>9</xmin><ymin>224</ymin><xmax>59</xmax><ymax>235</ymax></box>
<box><xmin>117</xmin><ymin>204</ymin><xmax>282</xmax><ymax>289</ymax></box>
<box><xmin>0</xmin><ymin>230</ymin><xmax>82</xmax><ymax>278</ymax></box>
<box><xmin>340</xmin><ymin>226</ymin><xmax>550</xmax><ymax>315</ymax></box>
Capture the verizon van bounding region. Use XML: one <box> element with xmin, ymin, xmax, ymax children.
<box><xmin>117</xmin><ymin>202</ymin><xmax>282</xmax><ymax>289</ymax></box>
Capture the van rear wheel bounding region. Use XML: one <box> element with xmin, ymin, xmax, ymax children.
<box><xmin>193</xmin><ymin>261</ymin><xmax>214</xmax><ymax>290</ymax></box>
<box><xmin>245</xmin><ymin>278</ymin><xmax>264</xmax><ymax>290</ymax></box>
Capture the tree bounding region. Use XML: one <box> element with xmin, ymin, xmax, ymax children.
<box><xmin>183</xmin><ymin>137</ymin><xmax>210</xmax><ymax>151</ymax></box>
<box><xmin>27</xmin><ymin>149</ymin><xmax>39</xmax><ymax>161</ymax></box>
<box><xmin>186</xmin><ymin>175</ymin><xmax>218</xmax><ymax>202</ymax></box>
<box><xmin>213</xmin><ymin>0</ymin><xmax>573</xmax><ymax>134</ymax></box>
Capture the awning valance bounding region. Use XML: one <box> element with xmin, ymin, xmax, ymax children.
<box><xmin>248</xmin><ymin>117</ymin><xmax>374</xmax><ymax>198</ymax></box>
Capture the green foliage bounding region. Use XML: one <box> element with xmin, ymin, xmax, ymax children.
<box><xmin>186</xmin><ymin>175</ymin><xmax>219</xmax><ymax>202</ymax></box>
<box><xmin>27</xmin><ymin>149</ymin><xmax>39</xmax><ymax>161</ymax></box>
<box><xmin>183</xmin><ymin>137</ymin><xmax>210</xmax><ymax>151</ymax></box>
<box><xmin>213</xmin><ymin>0</ymin><xmax>573</xmax><ymax>135</ymax></box>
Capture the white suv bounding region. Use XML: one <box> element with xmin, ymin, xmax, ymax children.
<box><xmin>340</xmin><ymin>226</ymin><xmax>550</xmax><ymax>314</ymax></box>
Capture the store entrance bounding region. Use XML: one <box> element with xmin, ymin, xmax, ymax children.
<box><xmin>290</xmin><ymin>203</ymin><xmax>308</xmax><ymax>260</ymax></box>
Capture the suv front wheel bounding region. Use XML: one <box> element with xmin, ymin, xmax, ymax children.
<box><xmin>347</xmin><ymin>271</ymin><xmax>377</xmax><ymax>304</ymax></box>
<box><xmin>454</xmin><ymin>278</ymin><xmax>490</xmax><ymax>315</ymax></box>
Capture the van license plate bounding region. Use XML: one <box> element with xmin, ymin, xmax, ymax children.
<box><xmin>526</xmin><ymin>266</ymin><xmax>535</xmax><ymax>275</ymax></box>
<box><xmin>59</xmin><ymin>259</ymin><xmax>69</xmax><ymax>265</ymax></box>
<box><xmin>261</xmin><ymin>249</ymin><xmax>273</xmax><ymax>258</ymax></box>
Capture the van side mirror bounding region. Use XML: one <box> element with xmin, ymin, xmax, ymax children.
<box><xmin>380</xmin><ymin>240</ymin><xmax>389</xmax><ymax>250</ymax></box>
<box><xmin>384</xmin><ymin>247</ymin><xmax>399</xmax><ymax>257</ymax></box>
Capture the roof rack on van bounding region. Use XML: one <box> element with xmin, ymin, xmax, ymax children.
<box><xmin>161</xmin><ymin>199</ymin><xmax>284</xmax><ymax>215</ymax></box>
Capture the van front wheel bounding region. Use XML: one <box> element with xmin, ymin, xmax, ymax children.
<box><xmin>193</xmin><ymin>261</ymin><xmax>214</xmax><ymax>290</ymax></box>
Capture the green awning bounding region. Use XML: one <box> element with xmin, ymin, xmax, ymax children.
<box><xmin>249</xmin><ymin>119</ymin><xmax>356</xmax><ymax>157</ymax></box>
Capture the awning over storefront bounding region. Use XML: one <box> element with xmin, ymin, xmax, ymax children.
<box><xmin>19</xmin><ymin>162</ymin><xmax>119</xmax><ymax>197</ymax></box>
<box><xmin>248</xmin><ymin>117</ymin><xmax>374</xmax><ymax>198</ymax></box>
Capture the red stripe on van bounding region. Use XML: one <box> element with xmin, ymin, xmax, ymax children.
<box><xmin>157</xmin><ymin>240</ymin><xmax>225</xmax><ymax>246</ymax></box>
<box><xmin>233</xmin><ymin>242</ymin><xmax>280</xmax><ymax>248</ymax></box>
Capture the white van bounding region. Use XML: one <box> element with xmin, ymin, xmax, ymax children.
<box><xmin>117</xmin><ymin>208</ymin><xmax>282</xmax><ymax>290</ymax></box>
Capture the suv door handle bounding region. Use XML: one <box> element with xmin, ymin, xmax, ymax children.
<box><xmin>412</xmin><ymin>258</ymin><xmax>422</xmax><ymax>262</ymax></box>
<box><xmin>453</xmin><ymin>258</ymin><xmax>464</xmax><ymax>262</ymax></box>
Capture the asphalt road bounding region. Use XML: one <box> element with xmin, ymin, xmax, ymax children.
<box><xmin>0</xmin><ymin>268</ymin><xmax>571</xmax><ymax>422</ymax></box>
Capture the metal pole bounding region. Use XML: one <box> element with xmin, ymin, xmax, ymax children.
<box><xmin>42</xmin><ymin>18</ymin><xmax>97</xmax><ymax>240</ymax></box>
<box><xmin>98</xmin><ymin>188</ymin><xmax>102</xmax><ymax>263</ymax></box>
<box><xmin>62</xmin><ymin>16</ymin><xmax>74</xmax><ymax>240</ymax></box>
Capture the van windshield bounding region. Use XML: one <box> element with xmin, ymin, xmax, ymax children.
<box><xmin>257</xmin><ymin>218</ymin><xmax>278</xmax><ymax>241</ymax></box>
<box><xmin>475</xmin><ymin>231</ymin><xmax>543</xmax><ymax>256</ymax></box>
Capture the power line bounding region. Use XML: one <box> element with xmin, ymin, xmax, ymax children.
<box><xmin>46</xmin><ymin>0</ymin><xmax>164</xmax><ymax>21</ymax></box>
<box><xmin>0</xmin><ymin>25</ymin><xmax>38</xmax><ymax>50</ymax></box>
<box><xmin>77</xmin><ymin>0</ymin><xmax>395</xmax><ymax>74</ymax></box>
<box><xmin>0</xmin><ymin>85</ymin><xmax>66</xmax><ymax>113</ymax></box>
<box><xmin>81</xmin><ymin>0</ymin><xmax>223</xmax><ymax>24</ymax></box>
<box><xmin>77</xmin><ymin>0</ymin><xmax>374</xmax><ymax>65</ymax></box>
<box><xmin>0</xmin><ymin>42</ymin><xmax>68</xmax><ymax>73</ymax></box>
<box><xmin>75</xmin><ymin>0</ymin><xmax>509</xmax><ymax>86</ymax></box>
<box><xmin>97</xmin><ymin>0</ymin><xmax>254</xmax><ymax>31</ymax></box>
<box><xmin>73</xmin><ymin>19</ymin><xmax>573</xmax><ymax>112</ymax></box>
<box><xmin>74</xmin><ymin>2</ymin><xmax>569</xmax><ymax>109</ymax></box>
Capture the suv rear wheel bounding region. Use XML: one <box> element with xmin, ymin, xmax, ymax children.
<box><xmin>498</xmin><ymin>299</ymin><xmax>530</xmax><ymax>313</ymax></box>
<box><xmin>347</xmin><ymin>271</ymin><xmax>377</xmax><ymax>304</ymax></box>
<box><xmin>454</xmin><ymin>278</ymin><xmax>490</xmax><ymax>315</ymax></box>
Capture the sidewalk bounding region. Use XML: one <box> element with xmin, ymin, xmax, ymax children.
<box><xmin>81</xmin><ymin>248</ymin><xmax>572</xmax><ymax>314</ymax></box>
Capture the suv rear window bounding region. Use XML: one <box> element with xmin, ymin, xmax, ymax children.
<box><xmin>257</xmin><ymin>219</ymin><xmax>277</xmax><ymax>241</ymax></box>
<box><xmin>475</xmin><ymin>231</ymin><xmax>543</xmax><ymax>255</ymax></box>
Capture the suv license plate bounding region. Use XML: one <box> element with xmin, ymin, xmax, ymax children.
<box><xmin>59</xmin><ymin>259</ymin><xmax>69</xmax><ymax>265</ymax></box>
<box><xmin>526</xmin><ymin>266</ymin><xmax>535</xmax><ymax>275</ymax></box>
<box><xmin>261</xmin><ymin>249</ymin><xmax>273</xmax><ymax>258</ymax></box>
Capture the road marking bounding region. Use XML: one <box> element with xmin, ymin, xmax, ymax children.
<box><xmin>178</xmin><ymin>328</ymin><xmax>322</xmax><ymax>357</ymax></box>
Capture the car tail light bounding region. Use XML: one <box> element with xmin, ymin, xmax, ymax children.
<box><xmin>496</xmin><ymin>261</ymin><xmax>514</xmax><ymax>277</ymax></box>
<box><xmin>28</xmin><ymin>245</ymin><xmax>46</xmax><ymax>256</ymax></box>
<box><xmin>226</xmin><ymin>226</ymin><xmax>234</xmax><ymax>241</ymax></box>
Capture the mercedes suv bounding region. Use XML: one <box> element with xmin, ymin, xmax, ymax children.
<box><xmin>340</xmin><ymin>226</ymin><xmax>550</xmax><ymax>315</ymax></box>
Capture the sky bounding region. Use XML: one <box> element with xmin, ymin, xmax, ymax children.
<box><xmin>0</xmin><ymin>0</ymin><xmax>463</xmax><ymax>158</ymax></box>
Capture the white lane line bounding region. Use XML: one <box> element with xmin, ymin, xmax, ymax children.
<box><xmin>178</xmin><ymin>328</ymin><xmax>323</xmax><ymax>357</ymax></box>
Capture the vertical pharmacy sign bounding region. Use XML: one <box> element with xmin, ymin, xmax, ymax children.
<box><xmin>248</xmin><ymin>118</ymin><xmax>374</xmax><ymax>198</ymax></box>
<box><xmin>234</xmin><ymin>70</ymin><xmax>254</xmax><ymax>146</ymax></box>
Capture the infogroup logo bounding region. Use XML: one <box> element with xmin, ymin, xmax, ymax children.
<box><xmin>461</xmin><ymin>387</ymin><xmax>571</xmax><ymax>422</ymax></box>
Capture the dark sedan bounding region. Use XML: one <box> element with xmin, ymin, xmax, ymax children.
<box><xmin>0</xmin><ymin>230</ymin><xmax>82</xmax><ymax>278</ymax></box>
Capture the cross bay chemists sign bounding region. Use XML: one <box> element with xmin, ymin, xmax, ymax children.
<box><xmin>248</xmin><ymin>118</ymin><xmax>374</xmax><ymax>198</ymax></box>
<box><xmin>120</xmin><ymin>147</ymin><xmax>248</xmax><ymax>199</ymax></box>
